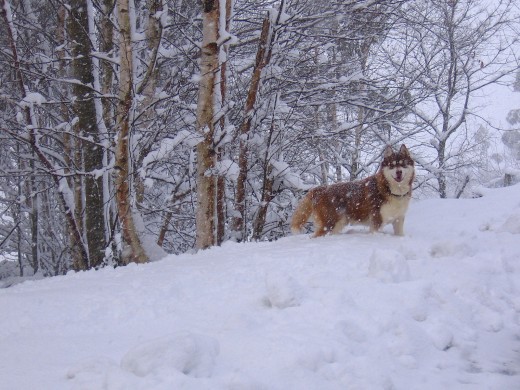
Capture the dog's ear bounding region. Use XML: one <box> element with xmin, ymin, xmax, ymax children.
<box><xmin>383</xmin><ymin>145</ymin><xmax>394</xmax><ymax>158</ymax></box>
<box><xmin>399</xmin><ymin>144</ymin><xmax>410</xmax><ymax>156</ymax></box>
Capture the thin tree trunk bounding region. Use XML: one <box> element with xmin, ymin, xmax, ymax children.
<box><xmin>86</xmin><ymin>0</ymin><xmax>113</xmax><ymax>254</ymax></box>
<box><xmin>315</xmin><ymin>107</ymin><xmax>328</xmax><ymax>185</ymax></box>
<box><xmin>350</xmin><ymin>106</ymin><xmax>363</xmax><ymax>181</ymax></box>
<box><xmin>328</xmin><ymin>98</ymin><xmax>342</xmax><ymax>181</ymax></box>
<box><xmin>215</xmin><ymin>0</ymin><xmax>233</xmax><ymax>246</ymax></box>
<box><xmin>329</xmin><ymin>21</ymin><xmax>342</xmax><ymax>182</ymax></box>
<box><xmin>252</xmin><ymin>128</ymin><xmax>277</xmax><ymax>241</ymax></box>
<box><xmin>252</xmin><ymin>97</ymin><xmax>279</xmax><ymax>240</ymax></box>
<box><xmin>437</xmin><ymin>140</ymin><xmax>447</xmax><ymax>198</ymax></box>
<box><xmin>69</xmin><ymin>4</ymin><xmax>85</xmax><ymax>269</ymax></box>
<box><xmin>114</xmin><ymin>0</ymin><xmax>148</xmax><ymax>264</ymax></box>
<box><xmin>137</xmin><ymin>0</ymin><xmax>162</xmax><ymax>97</ymax></box>
<box><xmin>252</xmin><ymin>168</ymin><xmax>275</xmax><ymax>241</ymax></box>
<box><xmin>57</xmin><ymin>5</ymin><xmax>85</xmax><ymax>268</ymax></box>
<box><xmin>16</xmin><ymin>0</ymin><xmax>39</xmax><ymax>276</ymax></box>
<box><xmin>133</xmin><ymin>0</ymin><xmax>163</xmax><ymax>206</ymax></box>
<box><xmin>100</xmin><ymin>0</ymin><xmax>115</xmax><ymax>127</ymax></box>
<box><xmin>350</xmin><ymin>39</ymin><xmax>371</xmax><ymax>182</ymax></box>
<box><xmin>29</xmin><ymin>171</ymin><xmax>38</xmax><ymax>273</ymax></box>
<box><xmin>313</xmin><ymin>50</ymin><xmax>328</xmax><ymax>185</ymax></box>
<box><xmin>157</xmin><ymin>183</ymin><xmax>190</xmax><ymax>248</ymax></box>
<box><xmin>16</xmin><ymin>143</ymin><xmax>24</xmax><ymax>276</ymax></box>
<box><xmin>232</xmin><ymin>15</ymin><xmax>273</xmax><ymax>240</ymax></box>
<box><xmin>99</xmin><ymin>0</ymin><xmax>117</xmax><ymax>258</ymax></box>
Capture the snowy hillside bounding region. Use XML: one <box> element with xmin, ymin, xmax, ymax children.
<box><xmin>1</xmin><ymin>184</ymin><xmax>520</xmax><ymax>390</ymax></box>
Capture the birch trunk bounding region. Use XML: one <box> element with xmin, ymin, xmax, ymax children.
<box><xmin>195</xmin><ymin>0</ymin><xmax>220</xmax><ymax>249</ymax></box>
<box><xmin>114</xmin><ymin>0</ymin><xmax>148</xmax><ymax>264</ymax></box>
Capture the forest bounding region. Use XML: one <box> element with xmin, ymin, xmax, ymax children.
<box><xmin>0</xmin><ymin>0</ymin><xmax>519</xmax><ymax>278</ymax></box>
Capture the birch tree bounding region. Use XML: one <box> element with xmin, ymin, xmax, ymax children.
<box><xmin>114</xmin><ymin>0</ymin><xmax>148</xmax><ymax>263</ymax></box>
<box><xmin>195</xmin><ymin>0</ymin><xmax>221</xmax><ymax>249</ymax></box>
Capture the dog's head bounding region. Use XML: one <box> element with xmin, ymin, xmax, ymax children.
<box><xmin>381</xmin><ymin>144</ymin><xmax>415</xmax><ymax>195</ymax></box>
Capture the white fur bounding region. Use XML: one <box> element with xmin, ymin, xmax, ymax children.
<box><xmin>380</xmin><ymin>164</ymin><xmax>414</xmax><ymax>235</ymax></box>
<box><xmin>382</xmin><ymin>165</ymin><xmax>414</xmax><ymax>196</ymax></box>
<box><xmin>380</xmin><ymin>196</ymin><xmax>410</xmax><ymax>235</ymax></box>
<box><xmin>332</xmin><ymin>216</ymin><xmax>348</xmax><ymax>234</ymax></box>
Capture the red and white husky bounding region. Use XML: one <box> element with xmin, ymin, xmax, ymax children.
<box><xmin>291</xmin><ymin>144</ymin><xmax>415</xmax><ymax>237</ymax></box>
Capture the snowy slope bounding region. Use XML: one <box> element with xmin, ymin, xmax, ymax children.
<box><xmin>1</xmin><ymin>185</ymin><xmax>520</xmax><ymax>390</ymax></box>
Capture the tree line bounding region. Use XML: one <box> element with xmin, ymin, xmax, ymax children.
<box><xmin>0</xmin><ymin>0</ymin><xmax>518</xmax><ymax>278</ymax></box>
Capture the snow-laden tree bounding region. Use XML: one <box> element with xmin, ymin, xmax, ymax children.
<box><xmin>113</xmin><ymin>0</ymin><xmax>149</xmax><ymax>264</ymax></box>
<box><xmin>387</xmin><ymin>0</ymin><xmax>518</xmax><ymax>198</ymax></box>
<box><xmin>226</xmin><ymin>0</ymin><xmax>412</xmax><ymax>240</ymax></box>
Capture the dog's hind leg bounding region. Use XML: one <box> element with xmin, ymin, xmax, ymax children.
<box><xmin>313</xmin><ymin>213</ymin><xmax>339</xmax><ymax>237</ymax></box>
<box><xmin>312</xmin><ymin>215</ymin><xmax>328</xmax><ymax>237</ymax></box>
<box><xmin>332</xmin><ymin>216</ymin><xmax>347</xmax><ymax>234</ymax></box>
<box><xmin>291</xmin><ymin>194</ymin><xmax>313</xmax><ymax>234</ymax></box>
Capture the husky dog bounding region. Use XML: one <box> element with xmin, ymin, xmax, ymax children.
<box><xmin>291</xmin><ymin>144</ymin><xmax>415</xmax><ymax>237</ymax></box>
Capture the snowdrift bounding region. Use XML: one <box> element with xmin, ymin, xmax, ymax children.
<box><xmin>1</xmin><ymin>184</ymin><xmax>520</xmax><ymax>389</ymax></box>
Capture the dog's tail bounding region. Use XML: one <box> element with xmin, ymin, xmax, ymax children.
<box><xmin>291</xmin><ymin>194</ymin><xmax>313</xmax><ymax>234</ymax></box>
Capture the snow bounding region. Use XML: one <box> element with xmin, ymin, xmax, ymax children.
<box><xmin>1</xmin><ymin>184</ymin><xmax>520</xmax><ymax>389</ymax></box>
<box><xmin>153</xmin><ymin>2</ymin><xmax>169</xmax><ymax>28</ymax></box>
<box><xmin>271</xmin><ymin>159</ymin><xmax>311</xmax><ymax>191</ymax></box>
<box><xmin>15</xmin><ymin>111</ymin><xmax>24</xmax><ymax>123</ymax></box>
<box><xmin>215</xmin><ymin>159</ymin><xmax>239</xmax><ymax>182</ymax></box>
<box><xmin>19</xmin><ymin>92</ymin><xmax>47</xmax><ymax>108</ymax></box>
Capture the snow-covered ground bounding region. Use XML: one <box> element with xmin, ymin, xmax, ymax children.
<box><xmin>1</xmin><ymin>184</ymin><xmax>520</xmax><ymax>390</ymax></box>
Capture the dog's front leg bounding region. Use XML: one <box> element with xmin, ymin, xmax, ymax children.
<box><xmin>392</xmin><ymin>217</ymin><xmax>405</xmax><ymax>236</ymax></box>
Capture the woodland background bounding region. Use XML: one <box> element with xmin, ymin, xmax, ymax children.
<box><xmin>1</xmin><ymin>0</ymin><xmax>519</xmax><ymax>279</ymax></box>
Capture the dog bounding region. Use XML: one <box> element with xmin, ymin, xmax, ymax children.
<box><xmin>291</xmin><ymin>144</ymin><xmax>415</xmax><ymax>237</ymax></box>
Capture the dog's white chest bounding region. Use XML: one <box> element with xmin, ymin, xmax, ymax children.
<box><xmin>380</xmin><ymin>196</ymin><xmax>410</xmax><ymax>224</ymax></box>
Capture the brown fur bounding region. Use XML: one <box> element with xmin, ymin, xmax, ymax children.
<box><xmin>291</xmin><ymin>145</ymin><xmax>415</xmax><ymax>237</ymax></box>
